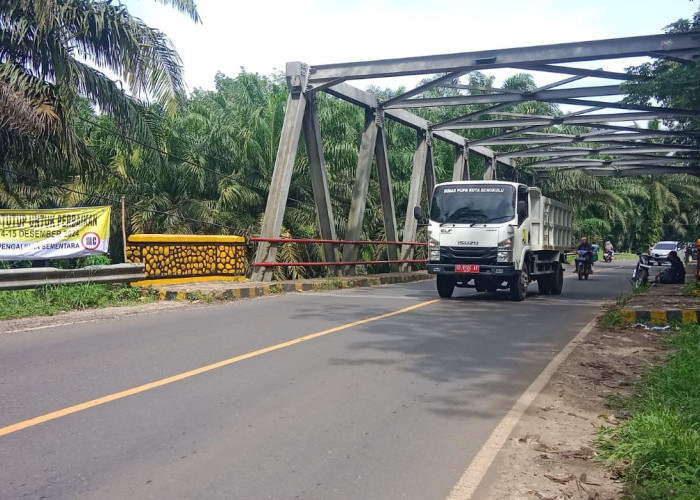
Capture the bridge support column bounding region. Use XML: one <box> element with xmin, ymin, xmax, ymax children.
<box><xmin>252</xmin><ymin>63</ymin><xmax>308</xmax><ymax>281</ymax></box>
<box><xmin>483</xmin><ymin>155</ymin><xmax>497</xmax><ymax>180</ymax></box>
<box><xmin>424</xmin><ymin>132</ymin><xmax>436</xmax><ymax>205</ymax></box>
<box><xmin>400</xmin><ymin>130</ymin><xmax>431</xmax><ymax>271</ymax></box>
<box><xmin>343</xmin><ymin>109</ymin><xmax>378</xmax><ymax>274</ymax></box>
<box><xmin>374</xmin><ymin>111</ymin><xmax>399</xmax><ymax>271</ymax></box>
<box><xmin>304</xmin><ymin>94</ymin><xmax>340</xmax><ymax>274</ymax></box>
<box><xmin>453</xmin><ymin>145</ymin><xmax>470</xmax><ymax>181</ymax></box>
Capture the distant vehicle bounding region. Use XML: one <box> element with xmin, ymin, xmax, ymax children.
<box><xmin>650</xmin><ymin>241</ymin><xmax>685</xmax><ymax>265</ymax></box>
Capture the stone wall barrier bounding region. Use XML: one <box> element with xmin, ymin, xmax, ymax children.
<box><xmin>126</xmin><ymin>234</ymin><xmax>246</xmax><ymax>285</ymax></box>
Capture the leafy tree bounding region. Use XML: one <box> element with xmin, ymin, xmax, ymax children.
<box><xmin>0</xmin><ymin>0</ymin><xmax>199</xmax><ymax>181</ymax></box>
<box><xmin>623</xmin><ymin>7</ymin><xmax>700</xmax><ymax>134</ymax></box>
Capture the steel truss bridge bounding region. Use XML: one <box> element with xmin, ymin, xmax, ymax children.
<box><xmin>252</xmin><ymin>33</ymin><xmax>700</xmax><ymax>280</ymax></box>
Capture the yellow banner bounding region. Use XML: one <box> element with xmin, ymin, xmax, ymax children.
<box><xmin>0</xmin><ymin>207</ymin><xmax>111</xmax><ymax>260</ymax></box>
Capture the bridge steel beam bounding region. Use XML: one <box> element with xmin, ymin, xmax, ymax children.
<box><xmin>483</xmin><ymin>156</ymin><xmax>498</xmax><ymax>180</ymax></box>
<box><xmin>374</xmin><ymin>113</ymin><xmax>400</xmax><ymax>271</ymax></box>
<box><xmin>452</xmin><ymin>145</ymin><xmax>469</xmax><ymax>181</ymax></box>
<box><xmin>387</xmin><ymin>85</ymin><xmax>622</xmax><ymax>109</ymax></box>
<box><xmin>530</xmin><ymin>158</ymin><xmax>697</xmax><ymax>168</ymax></box>
<box><xmin>536</xmin><ymin>166</ymin><xmax>699</xmax><ymax>179</ymax></box>
<box><xmin>442</xmin><ymin>111</ymin><xmax>685</xmax><ymax>130</ymax></box>
<box><xmin>512</xmin><ymin>64</ymin><xmax>636</xmax><ymax>81</ymax></box>
<box><xmin>252</xmin><ymin>64</ymin><xmax>309</xmax><ymax>281</ymax></box>
<box><xmin>303</xmin><ymin>94</ymin><xmax>339</xmax><ymax>273</ymax></box>
<box><xmin>343</xmin><ymin>109</ymin><xmax>380</xmax><ymax>274</ymax></box>
<box><xmin>308</xmin><ymin>33</ymin><xmax>700</xmax><ymax>83</ymax></box>
<box><xmin>400</xmin><ymin>131</ymin><xmax>430</xmax><ymax>272</ymax></box>
<box><xmin>499</xmin><ymin>144</ymin><xmax>700</xmax><ymax>159</ymax></box>
<box><xmin>475</xmin><ymin>133</ymin><xmax>699</xmax><ymax>147</ymax></box>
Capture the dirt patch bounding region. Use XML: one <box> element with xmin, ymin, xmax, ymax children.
<box><xmin>623</xmin><ymin>282</ymin><xmax>698</xmax><ymax>311</ymax></box>
<box><xmin>479</xmin><ymin>322</ymin><xmax>668</xmax><ymax>499</ymax></box>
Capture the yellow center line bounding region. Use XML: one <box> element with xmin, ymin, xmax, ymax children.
<box><xmin>0</xmin><ymin>298</ymin><xmax>440</xmax><ymax>438</ymax></box>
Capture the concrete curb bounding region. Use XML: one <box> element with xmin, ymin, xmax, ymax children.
<box><xmin>620</xmin><ymin>309</ymin><xmax>700</xmax><ymax>325</ymax></box>
<box><xmin>147</xmin><ymin>272</ymin><xmax>434</xmax><ymax>302</ymax></box>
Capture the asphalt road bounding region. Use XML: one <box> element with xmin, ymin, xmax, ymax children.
<box><xmin>0</xmin><ymin>261</ymin><xmax>635</xmax><ymax>499</ymax></box>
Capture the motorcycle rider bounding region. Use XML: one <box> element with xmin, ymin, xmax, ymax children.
<box><xmin>604</xmin><ymin>239</ymin><xmax>615</xmax><ymax>261</ymax></box>
<box><xmin>574</xmin><ymin>236</ymin><xmax>593</xmax><ymax>273</ymax></box>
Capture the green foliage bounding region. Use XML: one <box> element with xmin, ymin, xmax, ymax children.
<box><xmin>597</xmin><ymin>324</ymin><xmax>700</xmax><ymax>498</ymax></box>
<box><xmin>0</xmin><ymin>283</ymin><xmax>147</xmax><ymax>319</ymax></box>
<box><xmin>81</xmin><ymin>255</ymin><xmax>112</xmax><ymax>266</ymax></box>
<box><xmin>600</xmin><ymin>291</ymin><xmax>636</xmax><ymax>329</ymax></box>
<box><xmin>599</xmin><ymin>286</ymin><xmax>651</xmax><ymax>328</ymax></box>
<box><xmin>623</xmin><ymin>7</ymin><xmax>700</xmax><ymax>132</ymax></box>
<box><xmin>0</xmin><ymin>0</ymin><xmax>200</xmax><ymax>186</ymax></box>
<box><xmin>542</xmin><ymin>171</ymin><xmax>700</xmax><ymax>251</ymax></box>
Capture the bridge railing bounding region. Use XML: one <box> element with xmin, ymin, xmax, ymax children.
<box><xmin>0</xmin><ymin>263</ymin><xmax>145</xmax><ymax>291</ymax></box>
<box><xmin>249</xmin><ymin>237</ymin><xmax>427</xmax><ymax>269</ymax></box>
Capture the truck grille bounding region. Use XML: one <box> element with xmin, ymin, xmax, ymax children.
<box><xmin>440</xmin><ymin>246</ymin><xmax>498</xmax><ymax>264</ymax></box>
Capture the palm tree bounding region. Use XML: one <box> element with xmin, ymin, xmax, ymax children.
<box><xmin>0</xmin><ymin>0</ymin><xmax>200</xmax><ymax>183</ymax></box>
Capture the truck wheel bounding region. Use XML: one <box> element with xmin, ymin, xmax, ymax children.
<box><xmin>436</xmin><ymin>275</ymin><xmax>455</xmax><ymax>298</ymax></box>
<box><xmin>550</xmin><ymin>265</ymin><xmax>564</xmax><ymax>295</ymax></box>
<box><xmin>509</xmin><ymin>267</ymin><xmax>528</xmax><ymax>301</ymax></box>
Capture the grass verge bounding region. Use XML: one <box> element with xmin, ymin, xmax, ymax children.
<box><xmin>599</xmin><ymin>285</ymin><xmax>649</xmax><ymax>329</ymax></box>
<box><xmin>685</xmin><ymin>281</ymin><xmax>700</xmax><ymax>297</ymax></box>
<box><xmin>0</xmin><ymin>284</ymin><xmax>153</xmax><ymax>320</ymax></box>
<box><xmin>597</xmin><ymin>323</ymin><xmax>700</xmax><ymax>499</ymax></box>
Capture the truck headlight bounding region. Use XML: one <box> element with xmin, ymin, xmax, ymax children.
<box><xmin>428</xmin><ymin>237</ymin><xmax>440</xmax><ymax>262</ymax></box>
<box><xmin>497</xmin><ymin>237</ymin><xmax>513</xmax><ymax>263</ymax></box>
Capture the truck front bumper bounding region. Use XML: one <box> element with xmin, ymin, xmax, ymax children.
<box><xmin>427</xmin><ymin>263</ymin><xmax>516</xmax><ymax>277</ymax></box>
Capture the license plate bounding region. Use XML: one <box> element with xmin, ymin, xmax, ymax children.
<box><xmin>455</xmin><ymin>264</ymin><xmax>480</xmax><ymax>273</ymax></box>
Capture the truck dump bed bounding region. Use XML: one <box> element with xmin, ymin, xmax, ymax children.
<box><xmin>542</xmin><ymin>197</ymin><xmax>574</xmax><ymax>251</ymax></box>
<box><xmin>529</xmin><ymin>189</ymin><xmax>574</xmax><ymax>251</ymax></box>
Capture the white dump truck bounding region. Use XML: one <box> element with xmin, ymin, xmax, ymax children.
<box><xmin>414</xmin><ymin>180</ymin><xmax>574</xmax><ymax>301</ymax></box>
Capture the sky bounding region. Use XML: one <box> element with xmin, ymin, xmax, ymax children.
<box><xmin>121</xmin><ymin>0</ymin><xmax>699</xmax><ymax>93</ymax></box>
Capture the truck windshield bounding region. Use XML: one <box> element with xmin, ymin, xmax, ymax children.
<box><xmin>430</xmin><ymin>185</ymin><xmax>516</xmax><ymax>224</ymax></box>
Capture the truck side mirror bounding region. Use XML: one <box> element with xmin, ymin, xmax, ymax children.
<box><xmin>413</xmin><ymin>206</ymin><xmax>424</xmax><ymax>221</ymax></box>
<box><xmin>517</xmin><ymin>201</ymin><xmax>527</xmax><ymax>218</ymax></box>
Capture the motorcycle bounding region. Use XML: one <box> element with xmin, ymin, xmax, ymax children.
<box><xmin>631</xmin><ymin>253</ymin><xmax>652</xmax><ymax>289</ymax></box>
<box><xmin>603</xmin><ymin>250</ymin><xmax>613</xmax><ymax>263</ymax></box>
<box><xmin>575</xmin><ymin>249</ymin><xmax>592</xmax><ymax>280</ymax></box>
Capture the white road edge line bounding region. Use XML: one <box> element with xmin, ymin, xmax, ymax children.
<box><xmin>446</xmin><ymin>314</ymin><xmax>600</xmax><ymax>500</ymax></box>
<box><xmin>2</xmin><ymin>319</ymin><xmax>98</xmax><ymax>335</ymax></box>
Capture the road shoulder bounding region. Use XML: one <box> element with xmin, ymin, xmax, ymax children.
<box><xmin>0</xmin><ymin>301</ymin><xmax>194</xmax><ymax>335</ymax></box>
<box><xmin>473</xmin><ymin>320</ymin><xmax>666</xmax><ymax>499</ymax></box>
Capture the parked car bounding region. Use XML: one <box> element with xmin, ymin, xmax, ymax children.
<box><xmin>684</xmin><ymin>241</ymin><xmax>698</xmax><ymax>261</ymax></box>
<box><xmin>650</xmin><ymin>241</ymin><xmax>685</xmax><ymax>265</ymax></box>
